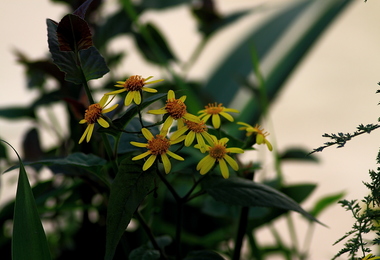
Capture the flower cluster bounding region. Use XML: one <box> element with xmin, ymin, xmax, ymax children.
<box><xmin>78</xmin><ymin>75</ymin><xmax>273</xmax><ymax>178</ymax></box>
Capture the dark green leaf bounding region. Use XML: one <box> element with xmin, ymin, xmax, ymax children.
<box><xmin>105</xmin><ymin>155</ymin><xmax>159</xmax><ymax>260</ymax></box>
<box><xmin>309</xmin><ymin>191</ymin><xmax>345</xmax><ymax>218</ymax></box>
<box><xmin>129</xmin><ymin>246</ymin><xmax>160</xmax><ymax>260</ymax></box>
<box><xmin>279</xmin><ymin>147</ymin><xmax>319</xmax><ymax>162</ymax></box>
<box><xmin>0</xmin><ymin>106</ymin><xmax>35</xmax><ymax>119</ymax></box>
<box><xmin>139</xmin><ymin>0</ymin><xmax>189</xmax><ymax>9</ymax></box>
<box><xmin>0</xmin><ymin>140</ymin><xmax>51</xmax><ymax>260</ymax></box>
<box><xmin>79</xmin><ymin>46</ymin><xmax>110</xmax><ymax>81</ymax></box>
<box><xmin>133</xmin><ymin>22</ymin><xmax>177</xmax><ymax>64</ymax></box>
<box><xmin>184</xmin><ymin>250</ymin><xmax>225</xmax><ymax>260</ymax></box>
<box><xmin>47</xmin><ymin>19</ymin><xmax>83</xmax><ymax>84</ymax></box>
<box><xmin>202</xmin><ymin>176</ymin><xmax>322</xmax><ymax>224</ymax></box>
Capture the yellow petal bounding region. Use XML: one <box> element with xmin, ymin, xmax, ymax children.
<box><xmin>130</xmin><ymin>141</ymin><xmax>148</xmax><ymax>148</ymax></box>
<box><xmin>99</xmin><ymin>95</ymin><xmax>109</xmax><ymax>107</ymax></box>
<box><xmin>219</xmin><ymin>159</ymin><xmax>230</xmax><ymax>179</ymax></box>
<box><xmin>79</xmin><ymin>125</ymin><xmax>90</xmax><ymax>144</ymax></box>
<box><xmin>143</xmin><ymin>155</ymin><xmax>156</xmax><ymax>171</ymax></box>
<box><xmin>134</xmin><ymin>91</ymin><xmax>142</xmax><ymax>105</ymax></box>
<box><xmin>147</xmin><ymin>108</ymin><xmax>167</xmax><ymax>115</ymax></box>
<box><xmin>161</xmin><ymin>153</ymin><xmax>171</xmax><ymax>174</ymax></box>
<box><xmin>103</xmin><ymin>104</ymin><xmax>118</xmax><ymax>114</ymax></box>
<box><xmin>125</xmin><ymin>91</ymin><xmax>134</xmax><ymax>106</ymax></box>
<box><xmin>265</xmin><ymin>140</ymin><xmax>273</xmax><ymax>151</ymax></box>
<box><xmin>97</xmin><ymin>117</ymin><xmax>110</xmax><ymax>128</ymax></box>
<box><xmin>166</xmin><ymin>150</ymin><xmax>184</xmax><ymax>161</ymax></box>
<box><xmin>161</xmin><ymin>117</ymin><xmax>174</xmax><ymax>133</ymax></box>
<box><xmin>170</xmin><ymin>127</ymin><xmax>188</xmax><ymax>141</ymax></box>
<box><xmin>219</xmin><ymin>111</ymin><xmax>234</xmax><ymax>122</ymax></box>
<box><xmin>167</xmin><ymin>90</ymin><xmax>175</xmax><ymax>100</ymax></box>
<box><xmin>141</xmin><ymin>87</ymin><xmax>158</xmax><ymax>93</ymax></box>
<box><xmin>79</xmin><ymin>119</ymin><xmax>87</xmax><ymax>124</ymax></box>
<box><xmin>212</xmin><ymin>114</ymin><xmax>221</xmax><ymax>129</ymax></box>
<box><xmin>86</xmin><ymin>124</ymin><xmax>95</xmax><ymax>143</ymax></box>
<box><xmin>141</xmin><ymin>128</ymin><xmax>154</xmax><ymax>140</ymax></box>
<box><xmin>184</xmin><ymin>131</ymin><xmax>195</xmax><ymax>147</ymax></box>
<box><xmin>224</xmin><ymin>154</ymin><xmax>239</xmax><ymax>171</ymax></box>
<box><xmin>132</xmin><ymin>151</ymin><xmax>151</xmax><ymax>160</ymax></box>
<box><xmin>105</xmin><ymin>89</ymin><xmax>126</xmax><ymax>95</ymax></box>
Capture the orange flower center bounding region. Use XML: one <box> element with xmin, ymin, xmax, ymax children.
<box><xmin>84</xmin><ymin>103</ymin><xmax>102</xmax><ymax>124</ymax></box>
<box><xmin>184</xmin><ymin>120</ymin><xmax>207</xmax><ymax>133</ymax></box>
<box><xmin>124</xmin><ymin>75</ymin><xmax>145</xmax><ymax>91</ymax></box>
<box><xmin>209</xmin><ymin>144</ymin><xmax>227</xmax><ymax>160</ymax></box>
<box><xmin>204</xmin><ymin>102</ymin><xmax>224</xmax><ymax>115</ymax></box>
<box><xmin>165</xmin><ymin>99</ymin><xmax>187</xmax><ymax>119</ymax></box>
<box><xmin>147</xmin><ymin>135</ymin><xmax>171</xmax><ymax>155</ymax></box>
<box><xmin>254</xmin><ymin>124</ymin><xmax>269</xmax><ymax>137</ymax></box>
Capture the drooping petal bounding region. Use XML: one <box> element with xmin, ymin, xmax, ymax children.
<box><xmin>211</xmin><ymin>114</ymin><xmax>221</xmax><ymax>129</ymax></box>
<box><xmin>161</xmin><ymin>153</ymin><xmax>171</xmax><ymax>174</ymax></box>
<box><xmin>79</xmin><ymin>125</ymin><xmax>90</xmax><ymax>144</ymax></box>
<box><xmin>143</xmin><ymin>155</ymin><xmax>157</xmax><ymax>171</ymax></box>
<box><xmin>201</xmin><ymin>132</ymin><xmax>215</xmax><ymax>147</ymax></box>
<box><xmin>265</xmin><ymin>140</ymin><xmax>273</xmax><ymax>151</ymax></box>
<box><xmin>134</xmin><ymin>91</ymin><xmax>142</xmax><ymax>105</ymax></box>
<box><xmin>219</xmin><ymin>159</ymin><xmax>230</xmax><ymax>179</ymax></box>
<box><xmin>141</xmin><ymin>128</ymin><xmax>154</xmax><ymax>140</ymax></box>
<box><xmin>184</xmin><ymin>131</ymin><xmax>195</xmax><ymax>147</ymax></box>
<box><xmin>195</xmin><ymin>133</ymin><xmax>206</xmax><ymax>153</ymax></box>
<box><xmin>132</xmin><ymin>151</ymin><xmax>151</xmax><ymax>160</ymax></box>
<box><xmin>256</xmin><ymin>134</ymin><xmax>265</xmax><ymax>145</ymax></box>
<box><xmin>86</xmin><ymin>123</ymin><xmax>95</xmax><ymax>143</ymax></box>
<box><xmin>224</xmin><ymin>154</ymin><xmax>239</xmax><ymax>171</ymax></box>
<box><xmin>199</xmin><ymin>156</ymin><xmax>216</xmax><ymax>175</ymax></box>
<box><xmin>97</xmin><ymin>117</ymin><xmax>110</xmax><ymax>128</ymax></box>
<box><xmin>125</xmin><ymin>91</ymin><xmax>135</xmax><ymax>106</ymax></box>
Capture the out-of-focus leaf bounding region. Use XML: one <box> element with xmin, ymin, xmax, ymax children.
<box><xmin>93</xmin><ymin>9</ymin><xmax>133</xmax><ymax>49</ymax></box>
<box><xmin>309</xmin><ymin>191</ymin><xmax>345</xmax><ymax>218</ymax></box>
<box><xmin>236</xmin><ymin>0</ymin><xmax>353</xmax><ymax>133</ymax></box>
<box><xmin>0</xmin><ymin>140</ymin><xmax>51</xmax><ymax>260</ymax></box>
<box><xmin>184</xmin><ymin>250</ymin><xmax>225</xmax><ymax>260</ymax></box>
<box><xmin>202</xmin><ymin>176</ymin><xmax>322</xmax><ymax>225</ymax></box>
<box><xmin>139</xmin><ymin>0</ymin><xmax>188</xmax><ymax>9</ymax></box>
<box><xmin>133</xmin><ymin>22</ymin><xmax>177</xmax><ymax>65</ymax></box>
<box><xmin>31</xmin><ymin>90</ymin><xmax>61</xmax><ymax>109</ymax></box>
<box><xmin>72</xmin><ymin>0</ymin><xmax>94</xmax><ymax>18</ymax></box>
<box><xmin>279</xmin><ymin>147</ymin><xmax>319</xmax><ymax>162</ymax></box>
<box><xmin>129</xmin><ymin>246</ymin><xmax>160</xmax><ymax>260</ymax></box>
<box><xmin>22</xmin><ymin>128</ymin><xmax>43</xmax><ymax>162</ymax></box>
<box><xmin>0</xmin><ymin>107</ymin><xmax>36</xmax><ymax>119</ymax></box>
<box><xmin>57</xmin><ymin>14</ymin><xmax>93</xmax><ymax>52</ymax></box>
<box><xmin>105</xmin><ymin>155</ymin><xmax>159</xmax><ymax>260</ymax></box>
<box><xmin>0</xmin><ymin>139</ymin><xmax>8</xmax><ymax>160</ymax></box>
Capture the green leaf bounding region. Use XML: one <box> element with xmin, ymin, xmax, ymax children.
<box><xmin>184</xmin><ymin>250</ymin><xmax>225</xmax><ymax>260</ymax></box>
<box><xmin>0</xmin><ymin>140</ymin><xmax>51</xmax><ymax>260</ymax></box>
<box><xmin>309</xmin><ymin>191</ymin><xmax>345</xmax><ymax>218</ymax></box>
<box><xmin>202</xmin><ymin>176</ymin><xmax>322</xmax><ymax>224</ymax></box>
<box><xmin>129</xmin><ymin>246</ymin><xmax>160</xmax><ymax>260</ymax></box>
<box><xmin>133</xmin><ymin>22</ymin><xmax>177</xmax><ymax>64</ymax></box>
<box><xmin>0</xmin><ymin>106</ymin><xmax>35</xmax><ymax>119</ymax></box>
<box><xmin>78</xmin><ymin>46</ymin><xmax>110</xmax><ymax>81</ymax></box>
<box><xmin>279</xmin><ymin>147</ymin><xmax>319</xmax><ymax>162</ymax></box>
<box><xmin>139</xmin><ymin>0</ymin><xmax>188</xmax><ymax>9</ymax></box>
<box><xmin>105</xmin><ymin>155</ymin><xmax>159</xmax><ymax>260</ymax></box>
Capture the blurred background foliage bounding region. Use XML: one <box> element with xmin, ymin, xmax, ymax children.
<box><xmin>0</xmin><ymin>0</ymin><xmax>353</xmax><ymax>259</ymax></box>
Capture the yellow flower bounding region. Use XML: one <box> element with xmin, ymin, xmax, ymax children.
<box><xmin>170</xmin><ymin>119</ymin><xmax>214</xmax><ymax>153</ymax></box>
<box><xmin>196</xmin><ymin>135</ymin><xmax>244</xmax><ymax>179</ymax></box>
<box><xmin>237</xmin><ymin>122</ymin><xmax>273</xmax><ymax>151</ymax></box>
<box><xmin>148</xmin><ymin>90</ymin><xmax>200</xmax><ymax>132</ymax></box>
<box><xmin>106</xmin><ymin>75</ymin><xmax>163</xmax><ymax>106</ymax></box>
<box><xmin>198</xmin><ymin>102</ymin><xmax>239</xmax><ymax>129</ymax></box>
<box><xmin>362</xmin><ymin>254</ymin><xmax>380</xmax><ymax>260</ymax></box>
<box><xmin>130</xmin><ymin>128</ymin><xmax>185</xmax><ymax>174</ymax></box>
<box><xmin>79</xmin><ymin>95</ymin><xmax>118</xmax><ymax>144</ymax></box>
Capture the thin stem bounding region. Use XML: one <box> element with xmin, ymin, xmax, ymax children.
<box><xmin>135</xmin><ymin>211</ymin><xmax>167</xmax><ymax>259</ymax></box>
<box><xmin>232</xmin><ymin>206</ymin><xmax>249</xmax><ymax>260</ymax></box>
<box><xmin>156</xmin><ymin>169</ymin><xmax>180</xmax><ymax>201</ymax></box>
<box><xmin>101</xmin><ymin>134</ymin><xmax>119</xmax><ymax>175</ymax></box>
<box><xmin>175</xmin><ymin>202</ymin><xmax>183</xmax><ymax>260</ymax></box>
<box><xmin>286</xmin><ymin>214</ymin><xmax>300</xmax><ymax>259</ymax></box>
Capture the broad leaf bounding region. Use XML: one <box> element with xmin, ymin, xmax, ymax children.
<box><xmin>78</xmin><ymin>46</ymin><xmax>110</xmax><ymax>81</ymax></box>
<box><xmin>279</xmin><ymin>147</ymin><xmax>319</xmax><ymax>162</ymax></box>
<box><xmin>0</xmin><ymin>106</ymin><xmax>36</xmax><ymax>119</ymax></box>
<box><xmin>309</xmin><ymin>191</ymin><xmax>345</xmax><ymax>218</ymax></box>
<box><xmin>129</xmin><ymin>246</ymin><xmax>160</xmax><ymax>260</ymax></box>
<box><xmin>0</xmin><ymin>141</ymin><xmax>51</xmax><ymax>260</ymax></box>
<box><xmin>105</xmin><ymin>155</ymin><xmax>159</xmax><ymax>260</ymax></box>
<box><xmin>202</xmin><ymin>176</ymin><xmax>322</xmax><ymax>224</ymax></box>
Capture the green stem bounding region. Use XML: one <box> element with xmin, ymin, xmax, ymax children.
<box><xmin>232</xmin><ymin>206</ymin><xmax>249</xmax><ymax>260</ymax></box>
<box><xmin>247</xmin><ymin>231</ymin><xmax>262</xmax><ymax>260</ymax></box>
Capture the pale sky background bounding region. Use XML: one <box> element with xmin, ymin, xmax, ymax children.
<box><xmin>1</xmin><ymin>0</ymin><xmax>380</xmax><ymax>259</ymax></box>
